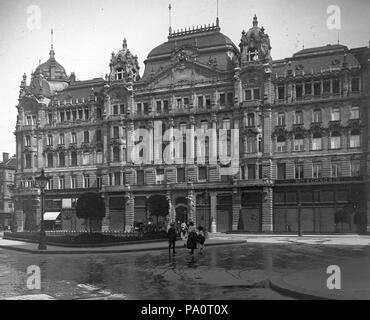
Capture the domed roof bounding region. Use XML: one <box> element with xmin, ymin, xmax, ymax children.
<box><xmin>147</xmin><ymin>30</ymin><xmax>237</xmax><ymax>59</ymax></box>
<box><xmin>35</xmin><ymin>47</ymin><xmax>68</xmax><ymax>81</ymax></box>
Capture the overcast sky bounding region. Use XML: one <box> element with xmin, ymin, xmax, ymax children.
<box><xmin>0</xmin><ymin>0</ymin><xmax>369</xmax><ymax>156</ymax></box>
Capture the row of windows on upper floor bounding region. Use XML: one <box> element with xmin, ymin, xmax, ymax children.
<box><xmin>275</xmin><ymin>77</ymin><xmax>361</xmax><ymax>101</ymax></box>
<box><xmin>20</xmin><ymin>158</ymin><xmax>363</xmax><ymax>191</ymax></box>
<box><xmin>275</xmin><ymin>106</ymin><xmax>360</xmax><ymax>127</ymax></box>
<box><xmin>275</xmin><ymin>130</ymin><xmax>362</xmax><ymax>152</ymax></box>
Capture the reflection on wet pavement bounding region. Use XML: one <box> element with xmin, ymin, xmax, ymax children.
<box><xmin>0</xmin><ymin>243</ymin><xmax>368</xmax><ymax>300</ymax></box>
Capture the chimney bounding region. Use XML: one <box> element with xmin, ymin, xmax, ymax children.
<box><xmin>3</xmin><ymin>153</ymin><xmax>9</xmax><ymax>162</ymax></box>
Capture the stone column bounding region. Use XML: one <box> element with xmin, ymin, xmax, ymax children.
<box><xmin>188</xmin><ymin>187</ymin><xmax>196</xmax><ymax>225</ymax></box>
<box><xmin>210</xmin><ymin>192</ymin><xmax>217</xmax><ymax>233</ymax></box>
<box><xmin>166</xmin><ymin>190</ymin><xmax>175</xmax><ymax>224</ymax></box>
<box><xmin>125</xmin><ymin>192</ymin><xmax>135</xmax><ymax>232</ymax></box>
<box><xmin>187</xmin><ymin>116</ymin><xmax>195</xmax><ymax>164</ymax></box>
<box><xmin>232</xmin><ymin>189</ymin><xmax>241</xmax><ymax>231</ymax></box>
<box><xmin>209</xmin><ymin>114</ymin><xmax>218</xmax><ymax>165</ymax></box>
<box><xmin>262</xmin><ymin>178</ymin><xmax>274</xmax><ymax>232</ymax></box>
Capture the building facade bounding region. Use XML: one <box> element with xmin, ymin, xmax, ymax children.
<box><xmin>0</xmin><ymin>153</ymin><xmax>16</xmax><ymax>230</ymax></box>
<box><xmin>13</xmin><ymin>16</ymin><xmax>370</xmax><ymax>233</ymax></box>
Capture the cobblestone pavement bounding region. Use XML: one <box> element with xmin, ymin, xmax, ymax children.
<box><xmin>1</xmin><ymin>241</ymin><xmax>369</xmax><ymax>300</ymax></box>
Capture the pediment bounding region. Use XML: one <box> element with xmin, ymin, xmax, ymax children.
<box><xmin>148</xmin><ymin>61</ymin><xmax>219</xmax><ymax>88</ymax></box>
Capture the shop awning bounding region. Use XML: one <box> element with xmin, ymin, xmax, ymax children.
<box><xmin>43</xmin><ymin>212</ymin><xmax>61</xmax><ymax>221</ymax></box>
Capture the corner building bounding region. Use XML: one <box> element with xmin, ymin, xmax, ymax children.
<box><xmin>14</xmin><ymin>16</ymin><xmax>370</xmax><ymax>233</ymax></box>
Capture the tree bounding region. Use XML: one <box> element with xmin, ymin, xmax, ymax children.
<box><xmin>76</xmin><ymin>193</ymin><xmax>106</xmax><ymax>232</ymax></box>
<box><xmin>147</xmin><ymin>195</ymin><xmax>169</xmax><ymax>224</ymax></box>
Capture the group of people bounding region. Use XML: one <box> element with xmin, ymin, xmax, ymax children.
<box><xmin>167</xmin><ymin>221</ymin><xmax>206</xmax><ymax>254</ymax></box>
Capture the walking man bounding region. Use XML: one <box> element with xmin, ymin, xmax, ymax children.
<box><xmin>167</xmin><ymin>222</ymin><xmax>177</xmax><ymax>254</ymax></box>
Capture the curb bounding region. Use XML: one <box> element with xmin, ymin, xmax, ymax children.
<box><xmin>269</xmin><ymin>275</ymin><xmax>350</xmax><ymax>300</ymax></box>
<box><xmin>0</xmin><ymin>240</ymin><xmax>247</xmax><ymax>255</ymax></box>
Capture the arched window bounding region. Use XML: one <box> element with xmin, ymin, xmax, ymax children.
<box><xmin>247</xmin><ymin>48</ymin><xmax>259</xmax><ymax>61</ymax></box>
<box><xmin>349</xmin><ymin>130</ymin><xmax>360</xmax><ymax>148</ymax></box>
<box><xmin>59</xmin><ymin>152</ymin><xmax>65</xmax><ymax>167</ymax></box>
<box><xmin>115</xmin><ymin>68</ymin><xmax>124</xmax><ymax>80</ymax></box>
<box><xmin>312</xmin><ymin>132</ymin><xmax>322</xmax><ymax>151</ymax></box>
<box><xmin>294</xmin><ymin>134</ymin><xmax>304</xmax><ymax>152</ymax></box>
<box><xmin>276</xmin><ymin>136</ymin><xmax>286</xmax><ymax>152</ymax></box>
<box><xmin>113</xmin><ymin>147</ymin><xmax>120</xmax><ymax>162</ymax></box>
<box><xmin>294</xmin><ymin>111</ymin><xmax>303</xmax><ymax>125</ymax></box>
<box><xmin>330</xmin><ymin>132</ymin><xmax>341</xmax><ymax>149</ymax></box>
<box><xmin>245</xmin><ymin>136</ymin><xmax>256</xmax><ymax>153</ymax></box>
<box><xmin>71</xmin><ymin>151</ymin><xmax>77</xmax><ymax>166</ymax></box>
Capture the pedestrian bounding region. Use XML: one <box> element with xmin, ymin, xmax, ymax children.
<box><xmin>167</xmin><ymin>222</ymin><xmax>177</xmax><ymax>254</ymax></box>
<box><xmin>197</xmin><ymin>226</ymin><xmax>206</xmax><ymax>254</ymax></box>
<box><xmin>180</xmin><ymin>221</ymin><xmax>188</xmax><ymax>247</ymax></box>
<box><xmin>186</xmin><ymin>221</ymin><xmax>197</xmax><ymax>254</ymax></box>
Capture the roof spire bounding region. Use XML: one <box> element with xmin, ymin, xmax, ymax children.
<box><xmin>253</xmin><ymin>14</ymin><xmax>258</xmax><ymax>27</ymax></box>
<box><xmin>123</xmin><ymin>38</ymin><xmax>127</xmax><ymax>50</ymax></box>
<box><xmin>337</xmin><ymin>31</ymin><xmax>340</xmax><ymax>44</ymax></box>
<box><xmin>49</xmin><ymin>28</ymin><xmax>55</xmax><ymax>59</ymax></box>
<box><xmin>169</xmin><ymin>3</ymin><xmax>172</xmax><ymax>35</ymax></box>
<box><xmin>216</xmin><ymin>0</ymin><xmax>219</xmax><ymax>27</ymax></box>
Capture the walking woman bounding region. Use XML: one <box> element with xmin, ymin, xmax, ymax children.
<box><xmin>186</xmin><ymin>221</ymin><xmax>197</xmax><ymax>254</ymax></box>
<box><xmin>197</xmin><ymin>226</ymin><xmax>206</xmax><ymax>254</ymax></box>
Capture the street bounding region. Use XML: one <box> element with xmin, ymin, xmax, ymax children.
<box><xmin>0</xmin><ymin>241</ymin><xmax>369</xmax><ymax>300</ymax></box>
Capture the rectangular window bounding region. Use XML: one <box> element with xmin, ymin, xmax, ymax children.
<box><xmin>278</xmin><ymin>86</ymin><xmax>285</xmax><ymax>100</ymax></box>
<box><xmin>198</xmin><ymin>166</ymin><xmax>207</xmax><ymax>181</ymax></box>
<box><xmin>351</xmin><ymin>78</ymin><xmax>360</xmax><ymax>92</ymax></box>
<box><xmin>59</xmin><ymin>176</ymin><xmax>65</xmax><ymax>190</ymax></box>
<box><xmin>71</xmin><ymin>133</ymin><xmax>77</xmax><ymax>144</ymax></box>
<box><xmin>295</xmin><ymin>164</ymin><xmax>304</xmax><ymax>179</ymax></box>
<box><xmin>71</xmin><ymin>176</ymin><xmax>77</xmax><ymax>189</ymax></box>
<box><xmin>351</xmin><ymin>161</ymin><xmax>361</xmax><ymax>177</ymax></box>
<box><xmin>312</xmin><ymin>137</ymin><xmax>322</xmax><ymax>151</ymax></box>
<box><xmin>277</xmin><ymin>163</ymin><xmax>286</xmax><ymax>180</ymax></box>
<box><xmin>295</xmin><ymin>111</ymin><xmax>303</xmax><ymax>125</ymax></box>
<box><xmin>350</xmin><ymin>134</ymin><xmax>360</xmax><ymax>148</ymax></box>
<box><xmin>96</xmin><ymin>151</ymin><xmax>103</xmax><ymax>164</ymax></box>
<box><xmin>253</xmin><ymin>88</ymin><xmax>260</xmax><ymax>100</ymax></box>
<box><xmin>177</xmin><ymin>168</ymin><xmax>185</xmax><ymax>183</ymax></box>
<box><xmin>183</xmin><ymin>97</ymin><xmax>189</xmax><ymax>108</ymax></box>
<box><xmin>114</xmin><ymin>172</ymin><xmax>121</xmax><ymax>186</ymax></box>
<box><xmin>72</xmin><ymin>110</ymin><xmax>77</xmax><ymax>121</ymax></box>
<box><xmin>331</xmin><ymin>108</ymin><xmax>340</xmax><ymax>121</ymax></box>
<box><xmin>176</xmin><ymin>98</ymin><xmax>182</xmax><ymax>110</ymax></box>
<box><xmin>96</xmin><ymin>130</ymin><xmax>102</xmax><ymax>142</ymax></box>
<box><xmin>26</xmin><ymin>116</ymin><xmax>32</xmax><ymax>126</ymax></box>
<box><xmin>156</xmin><ymin>169</ymin><xmax>165</xmax><ymax>184</ymax></box>
<box><xmin>156</xmin><ymin>101</ymin><xmax>162</xmax><ymax>113</ymax></box>
<box><xmin>60</xmin><ymin>112</ymin><xmax>65</xmax><ymax>122</ymax></box>
<box><xmin>82</xmin><ymin>153</ymin><xmax>89</xmax><ymax>165</ymax></box>
<box><xmin>247</xmin><ymin>164</ymin><xmax>256</xmax><ymax>180</ymax></box>
<box><xmin>96</xmin><ymin>176</ymin><xmax>102</xmax><ymax>189</ymax></box>
<box><xmin>163</xmin><ymin>100</ymin><xmax>169</xmax><ymax>113</ymax></box>
<box><xmin>312</xmin><ymin>163</ymin><xmax>322</xmax><ymax>178</ymax></box>
<box><xmin>66</xmin><ymin>111</ymin><xmax>71</xmax><ymax>121</ymax></box>
<box><xmin>198</xmin><ymin>96</ymin><xmax>204</xmax><ymax>108</ymax></box>
<box><xmin>113</xmin><ymin>105</ymin><xmax>119</xmax><ymax>115</ymax></box>
<box><xmin>305</xmin><ymin>82</ymin><xmax>312</xmax><ymax>95</ymax></box>
<box><xmin>296</xmin><ymin>84</ymin><xmax>303</xmax><ymax>98</ymax></box>
<box><xmin>59</xmin><ymin>134</ymin><xmax>65</xmax><ymax>145</ymax></box>
<box><xmin>25</xmin><ymin>135</ymin><xmax>31</xmax><ymax>147</ymax></box>
<box><xmin>48</xmin><ymin>113</ymin><xmax>53</xmax><ymax>124</ymax></box>
<box><xmin>245</xmin><ymin>90</ymin><xmax>252</xmax><ymax>101</ymax></box>
<box><xmin>144</xmin><ymin>103</ymin><xmax>149</xmax><ymax>115</ymax></box>
<box><xmin>137</xmin><ymin>170</ymin><xmax>144</xmax><ymax>185</ymax></box>
<box><xmin>206</xmin><ymin>96</ymin><xmax>211</xmax><ymax>109</ymax></box>
<box><xmin>219</xmin><ymin>93</ymin><xmax>226</xmax><ymax>105</ymax></box>
<box><xmin>330</xmin><ymin>135</ymin><xmax>341</xmax><ymax>149</ymax></box>
<box><xmin>313</xmin><ymin>109</ymin><xmax>322</xmax><ymax>123</ymax></box>
<box><xmin>47</xmin><ymin>135</ymin><xmax>53</xmax><ymax>146</ymax></box>
<box><xmin>222</xmin><ymin>119</ymin><xmax>230</xmax><ymax>130</ymax></box>
<box><xmin>84</xmin><ymin>131</ymin><xmax>89</xmax><ymax>143</ymax></box>
<box><xmin>333</xmin><ymin>79</ymin><xmax>340</xmax><ymax>94</ymax></box>
<box><xmin>323</xmin><ymin>80</ymin><xmax>331</xmax><ymax>93</ymax></box>
<box><xmin>277</xmin><ymin>112</ymin><xmax>285</xmax><ymax>126</ymax></box>
<box><xmin>294</xmin><ymin>138</ymin><xmax>304</xmax><ymax>151</ymax></box>
<box><xmin>113</xmin><ymin>126</ymin><xmax>119</xmax><ymax>139</ymax></box>
<box><xmin>350</xmin><ymin>106</ymin><xmax>360</xmax><ymax>119</ymax></box>
<box><xmin>78</xmin><ymin>110</ymin><xmax>83</xmax><ymax>119</ymax></box>
<box><xmin>120</xmin><ymin>104</ymin><xmax>125</xmax><ymax>114</ymax></box>
<box><xmin>314</xmin><ymin>82</ymin><xmax>321</xmax><ymax>96</ymax></box>
<box><xmin>137</xmin><ymin>103</ymin><xmax>142</xmax><ymax>114</ymax></box>
<box><xmin>331</xmin><ymin>163</ymin><xmax>341</xmax><ymax>177</ymax></box>
<box><xmin>83</xmin><ymin>175</ymin><xmax>90</xmax><ymax>189</ymax></box>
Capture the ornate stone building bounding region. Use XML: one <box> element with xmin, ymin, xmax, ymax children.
<box><xmin>13</xmin><ymin>16</ymin><xmax>370</xmax><ymax>233</ymax></box>
<box><xmin>0</xmin><ymin>153</ymin><xmax>16</xmax><ymax>230</ymax></box>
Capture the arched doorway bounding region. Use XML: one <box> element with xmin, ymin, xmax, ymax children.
<box><xmin>147</xmin><ymin>194</ymin><xmax>169</xmax><ymax>225</ymax></box>
<box><xmin>175</xmin><ymin>197</ymin><xmax>188</xmax><ymax>224</ymax></box>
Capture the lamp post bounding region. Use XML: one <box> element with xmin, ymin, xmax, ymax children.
<box><xmin>35</xmin><ymin>169</ymin><xmax>50</xmax><ymax>250</ymax></box>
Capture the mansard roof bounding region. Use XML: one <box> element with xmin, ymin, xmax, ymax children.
<box><xmin>272</xmin><ymin>44</ymin><xmax>361</xmax><ymax>77</ymax></box>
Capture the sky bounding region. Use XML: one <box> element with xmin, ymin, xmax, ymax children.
<box><xmin>0</xmin><ymin>0</ymin><xmax>369</xmax><ymax>157</ymax></box>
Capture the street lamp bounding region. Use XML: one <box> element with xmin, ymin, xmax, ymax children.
<box><xmin>35</xmin><ymin>169</ymin><xmax>50</xmax><ymax>250</ymax></box>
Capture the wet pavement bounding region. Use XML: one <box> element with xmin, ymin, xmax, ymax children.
<box><xmin>0</xmin><ymin>242</ymin><xmax>369</xmax><ymax>300</ymax></box>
